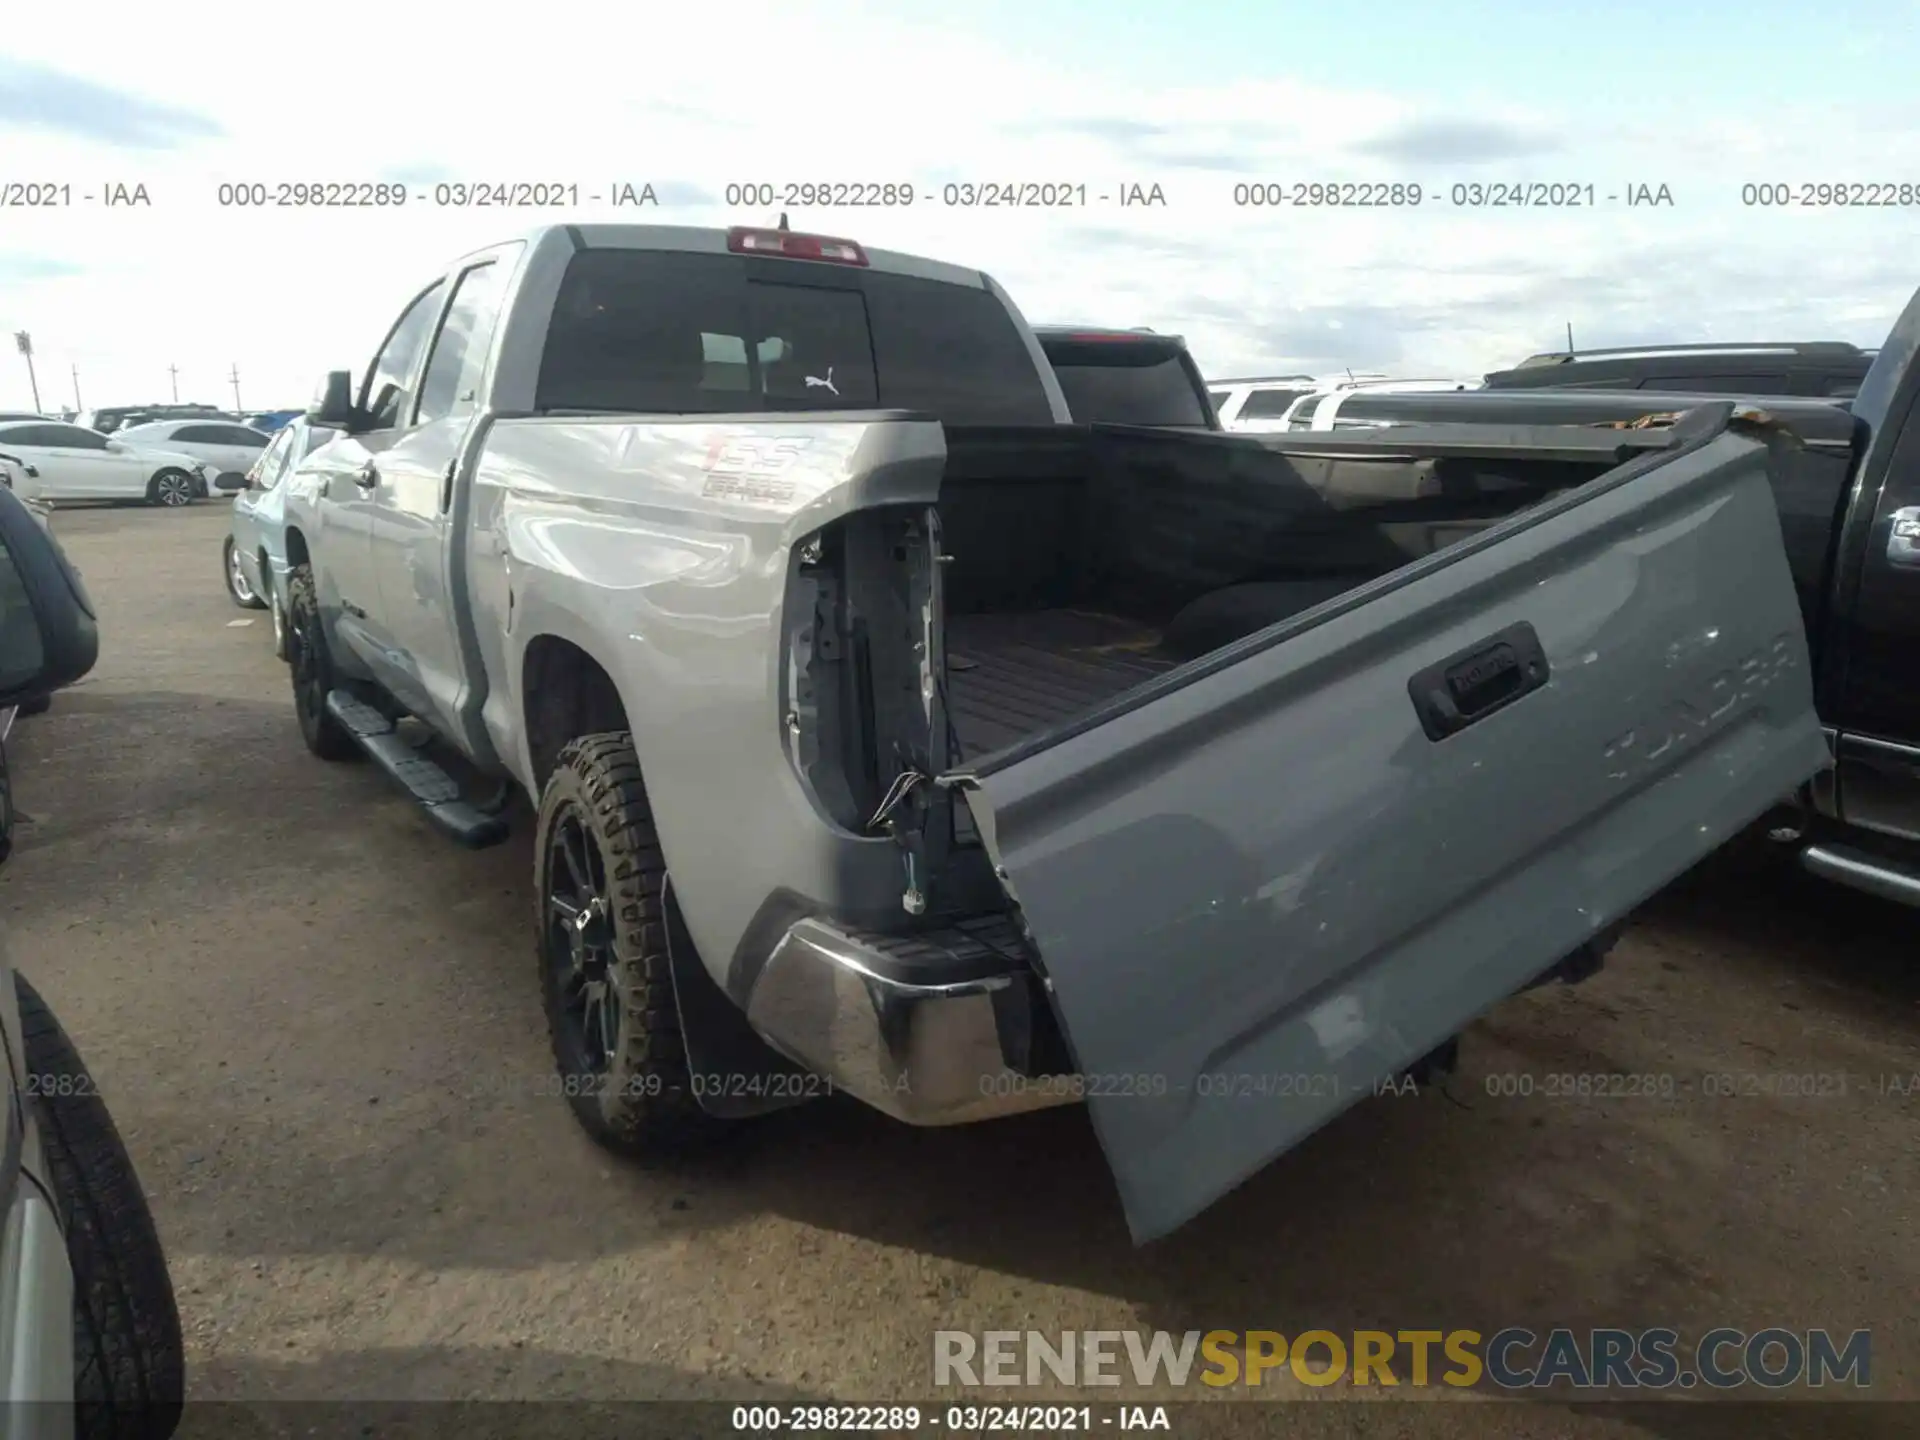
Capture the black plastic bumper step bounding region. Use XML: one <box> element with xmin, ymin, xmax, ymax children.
<box><xmin>325</xmin><ymin>690</ymin><xmax>509</xmax><ymax>850</ymax></box>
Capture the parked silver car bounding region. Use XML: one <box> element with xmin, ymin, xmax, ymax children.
<box><xmin>223</xmin><ymin>418</ymin><xmax>338</xmax><ymax>658</ymax></box>
<box><xmin>0</xmin><ymin>483</ymin><xmax>183</xmax><ymax>1438</ymax></box>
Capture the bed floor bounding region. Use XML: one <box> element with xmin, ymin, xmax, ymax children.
<box><xmin>943</xmin><ymin>609</ymin><xmax>1179</xmax><ymax>762</ymax></box>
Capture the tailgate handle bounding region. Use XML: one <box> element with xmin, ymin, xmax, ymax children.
<box><xmin>1409</xmin><ymin>622</ymin><xmax>1549</xmax><ymax>741</ymax></box>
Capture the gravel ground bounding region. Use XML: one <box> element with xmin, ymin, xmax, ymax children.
<box><xmin>1</xmin><ymin>504</ymin><xmax>1914</xmax><ymax>1439</ymax></box>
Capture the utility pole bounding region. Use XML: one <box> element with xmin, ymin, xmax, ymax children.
<box><xmin>168</xmin><ymin>363</ymin><xmax>180</xmax><ymax>403</ymax></box>
<box><xmin>1566</xmin><ymin>321</ymin><xmax>1576</xmax><ymax>355</ymax></box>
<box><xmin>70</xmin><ymin>363</ymin><xmax>82</xmax><ymax>410</ymax></box>
<box><xmin>14</xmin><ymin>332</ymin><xmax>40</xmax><ymax>413</ymax></box>
<box><xmin>228</xmin><ymin>363</ymin><xmax>242</xmax><ymax>412</ymax></box>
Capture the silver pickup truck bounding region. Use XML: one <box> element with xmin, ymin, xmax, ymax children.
<box><xmin>280</xmin><ymin>222</ymin><xmax>1829</xmax><ymax>1243</ymax></box>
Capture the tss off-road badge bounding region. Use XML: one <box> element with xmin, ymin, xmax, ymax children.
<box><xmin>700</xmin><ymin>435</ymin><xmax>815</xmax><ymax>503</ymax></box>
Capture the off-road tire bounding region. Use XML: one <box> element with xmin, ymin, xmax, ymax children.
<box><xmin>19</xmin><ymin>692</ymin><xmax>51</xmax><ymax>716</ymax></box>
<box><xmin>535</xmin><ymin>732</ymin><xmax>729</xmax><ymax>1154</ymax></box>
<box><xmin>222</xmin><ymin>536</ymin><xmax>265</xmax><ymax>610</ymax></box>
<box><xmin>143</xmin><ymin>471</ymin><xmax>194</xmax><ymax>508</ymax></box>
<box><xmin>283</xmin><ymin>564</ymin><xmax>357</xmax><ymax>761</ymax></box>
<box><xmin>16</xmin><ymin>974</ymin><xmax>184</xmax><ymax>1440</ymax></box>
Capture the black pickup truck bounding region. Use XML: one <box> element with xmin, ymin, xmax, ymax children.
<box><xmin>1296</xmin><ymin>290</ymin><xmax>1920</xmax><ymax>907</ymax></box>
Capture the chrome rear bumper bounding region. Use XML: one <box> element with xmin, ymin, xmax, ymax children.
<box><xmin>744</xmin><ymin>914</ymin><xmax>1077</xmax><ymax>1125</ymax></box>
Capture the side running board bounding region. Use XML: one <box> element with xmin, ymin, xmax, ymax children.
<box><xmin>324</xmin><ymin>690</ymin><xmax>509</xmax><ymax>850</ymax></box>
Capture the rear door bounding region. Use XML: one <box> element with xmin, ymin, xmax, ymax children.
<box><xmin>38</xmin><ymin>425</ymin><xmax>131</xmax><ymax>497</ymax></box>
<box><xmin>315</xmin><ymin>277</ymin><xmax>448</xmax><ymax>671</ymax></box>
<box><xmin>367</xmin><ymin>246</ymin><xmax>518</xmax><ymax>729</ymax></box>
<box><xmin>956</xmin><ymin>409</ymin><xmax>1829</xmax><ymax>1242</ymax></box>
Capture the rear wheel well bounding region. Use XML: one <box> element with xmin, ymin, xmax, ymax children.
<box><xmin>284</xmin><ymin>527</ymin><xmax>310</xmax><ymax>568</ymax></box>
<box><xmin>523</xmin><ymin>636</ymin><xmax>630</xmax><ymax>791</ymax></box>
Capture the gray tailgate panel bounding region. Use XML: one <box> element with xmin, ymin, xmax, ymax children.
<box><xmin>965</xmin><ymin>429</ymin><xmax>1830</xmax><ymax>1244</ymax></box>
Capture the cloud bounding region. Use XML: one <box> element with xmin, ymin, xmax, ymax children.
<box><xmin>1147</xmin><ymin>151</ymin><xmax>1265</xmax><ymax>175</ymax></box>
<box><xmin>0</xmin><ymin>255</ymin><xmax>83</xmax><ymax>282</ymax></box>
<box><xmin>0</xmin><ymin>60</ymin><xmax>224</xmax><ymax>150</ymax></box>
<box><xmin>1011</xmin><ymin>117</ymin><xmax>1172</xmax><ymax>144</ymax></box>
<box><xmin>648</xmin><ymin>181</ymin><xmax>716</xmax><ymax>208</ymax></box>
<box><xmin>1351</xmin><ymin>117</ymin><xmax>1563</xmax><ymax>166</ymax></box>
<box><xmin>383</xmin><ymin>162</ymin><xmax>456</xmax><ymax>186</ymax></box>
<box><xmin>0</xmin><ymin>3</ymin><xmax>1916</xmax><ymax>409</ymax></box>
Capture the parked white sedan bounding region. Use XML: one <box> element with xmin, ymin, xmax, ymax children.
<box><xmin>113</xmin><ymin>419</ymin><xmax>271</xmax><ymax>496</ymax></box>
<box><xmin>0</xmin><ymin>421</ymin><xmax>209</xmax><ymax>506</ymax></box>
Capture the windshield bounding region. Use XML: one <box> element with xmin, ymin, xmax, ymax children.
<box><xmin>535</xmin><ymin>249</ymin><xmax>1055</xmax><ymax>426</ymax></box>
<box><xmin>1044</xmin><ymin>345</ymin><xmax>1211</xmax><ymax>427</ymax></box>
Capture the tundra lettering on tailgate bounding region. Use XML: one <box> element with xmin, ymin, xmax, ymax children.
<box><xmin>1601</xmin><ymin>631</ymin><xmax>1800</xmax><ymax>781</ymax></box>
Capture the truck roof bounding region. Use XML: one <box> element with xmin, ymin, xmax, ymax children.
<box><xmin>1510</xmin><ymin>341</ymin><xmax>1870</xmax><ymax>369</ymax></box>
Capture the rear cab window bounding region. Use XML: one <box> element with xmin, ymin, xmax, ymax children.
<box><xmin>1640</xmin><ymin>373</ymin><xmax>1789</xmax><ymax>394</ymax></box>
<box><xmin>534</xmin><ymin>249</ymin><xmax>1054</xmax><ymax>425</ymax></box>
<box><xmin>1041</xmin><ymin>337</ymin><xmax>1212</xmax><ymax>427</ymax></box>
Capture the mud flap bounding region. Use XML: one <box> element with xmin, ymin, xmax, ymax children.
<box><xmin>662</xmin><ymin>877</ymin><xmax>815</xmax><ymax>1118</ymax></box>
<box><xmin>958</xmin><ymin>417</ymin><xmax>1831</xmax><ymax>1243</ymax></box>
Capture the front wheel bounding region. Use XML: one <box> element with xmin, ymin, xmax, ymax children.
<box><xmin>535</xmin><ymin>733</ymin><xmax>730</xmax><ymax>1154</ymax></box>
<box><xmin>222</xmin><ymin>536</ymin><xmax>265</xmax><ymax>609</ymax></box>
<box><xmin>283</xmin><ymin>564</ymin><xmax>357</xmax><ymax>760</ymax></box>
<box><xmin>17</xmin><ymin>975</ymin><xmax>185</xmax><ymax>1440</ymax></box>
<box><xmin>145</xmin><ymin>470</ymin><xmax>195</xmax><ymax>508</ymax></box>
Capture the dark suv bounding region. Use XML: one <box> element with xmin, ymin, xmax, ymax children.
<box><xmin>1482</xmin><ymin>342</ymin><xmax>1874</xmax><ymax>398</ymax></box>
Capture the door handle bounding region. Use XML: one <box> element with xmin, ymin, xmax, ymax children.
<box><xmin>353</xmin><ymin>461</ymin><xmax>379</xmax><ymax>491</ymax></box>
<box><xmin>1408</xmin><ymin>622</ymin><xmax>1550</xmax><ymax>741</ymax></box>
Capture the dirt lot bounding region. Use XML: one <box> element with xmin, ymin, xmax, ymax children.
<box><xmin>2</xmin><ymin>504</ymin><xmax>1915</xmax><ymax>1437</ymax></box>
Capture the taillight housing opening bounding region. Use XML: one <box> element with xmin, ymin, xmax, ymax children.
<box><xmin>727</xmin><ymin>226</ymin><xmax>870</xmax><ymax>266</ymax></box>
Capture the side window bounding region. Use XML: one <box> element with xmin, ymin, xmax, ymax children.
<box><xmin>1639</xmin><ymin>373</ymin><xmax>1786</xmax><ymax>394</ymax></box>
<box><xmin>1206</xmin><ymin>389</ymin><xmax>1230</xmax><ymax>409</ymax></box>
<box><xmin>172</xmin><ymin>424</ymin><xmax>221</xmax><ymax>443</ymax></box>
<box><xmin>212</xmin><ymin>425</ymin><xmax>268</xmax><ymax>448</ymax></box>
<box><xmin>248</xmin><ymin>429</ymin><xmax>293</xmax><ymax>488</ymax></box>
<box><xmin>49</xmin><ymin>425</ymin><xmax>108</xmax><ymax>450</ymax></box>
<box><xmin>1240</xmin><ymin>388</ymin><xmax>1307</xmax><ymax>419</ymax></box>
<box><xmin>415</xmin><ymin>260</ymin><xmax>509</xmax><ymax>426</ymax></box>
<box><xmin>2</xmin><ymin>427</ymin><xmax>52</xmax><ymax>447</ymax></box>
<box><xmin>363</xmin><ymin>281</ymin><xmax>449</xmax><ymax>430</ymax></box>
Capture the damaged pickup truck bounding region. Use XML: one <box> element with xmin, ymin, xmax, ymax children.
<box><xmin>279</xmin><ymin>222</ymin><xmax>1830</xmax><ymax>1242</ymax></box>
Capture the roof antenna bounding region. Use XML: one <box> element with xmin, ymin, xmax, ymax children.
<box><xmin>777</xmin><ymin>211</ymin><xmax>790</xmax><ymax>232</ymax></box>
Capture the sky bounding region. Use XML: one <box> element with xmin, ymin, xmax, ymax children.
<box><xmin>2</xmin><ymin>1</ymin><xmax>1919</xmax><ymax>412</ymax></box>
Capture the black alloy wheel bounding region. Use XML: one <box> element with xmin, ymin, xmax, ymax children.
<box><xmin>543</xmin><ymin>804</ymin><xmax>621</xmax><ymax>1076</ymax></box>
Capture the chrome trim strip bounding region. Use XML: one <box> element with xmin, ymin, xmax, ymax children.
<box><xmin>1800</xmin><ymin>842</ymin><xmax>1920</xmax><ymax>908</ymax></box>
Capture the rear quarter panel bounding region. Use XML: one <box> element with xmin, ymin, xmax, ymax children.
<box><xmin>467</xmin><ymin>414</ymin><xmax>947</xmax><ymax>989</ymax></box>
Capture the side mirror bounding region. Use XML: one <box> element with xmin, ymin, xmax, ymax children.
<box><xmin>307</xmin><ymin>370</ymin><xmax>359</xmax><ymax>432</ymax></box>
<box><xmin>103</xmin><ymin>440</ymin><xmax>124</xmax><ymax>452</ymax></box>
<box><xmin>0</xmin><ymin>486</ymin><xmax>99</xmax><ymax>709</ymax></box>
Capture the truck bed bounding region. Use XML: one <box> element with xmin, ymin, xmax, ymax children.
<box><xmin>945</xmin><ymin>611</ymin><xmax>1177</xmax><ymax>761</ymax></box>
